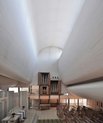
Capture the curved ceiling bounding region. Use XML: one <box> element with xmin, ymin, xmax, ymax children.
<box><xmin>68</xmin><ymin>82</ymin><xmax>103</xmax><ymax>102</ymax></box>
<box><xmin>0</xmin><ymin>0</ymin><xmax>85</xmax><ymax>85</ymax></box>
<box><xmin>0</xmin><ymin>0</ymin><xmax>103</xmax><ymax>103</ymax></box>
<box><xmin>27</xmin><ymin>0</ymin><xmax>85</xmax><ymax>52</ymax></box>
<box><xmin>1</xmin><ymin>0</ymin><xmax>103</xmax><ymax>91</ymax></box>
<box><xmin>0</xmin><ymin>0</ymin><xmax>37</xmax><ymax>84</ymax></box>
<box><xmin>59</xmin><ymin>0</ymin><xmax>103</xmax><ymax>85</ymax></box>
<box><xmin>38</xmin><ymin>46</ymin><xmax>62</xmax><ymax>61</ymax></box>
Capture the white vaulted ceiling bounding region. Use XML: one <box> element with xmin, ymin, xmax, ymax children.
<box><xmin>1</xmin><ymin>0</ymin><xmax>103</xmax><ymax>94</ymax></box>
<box><xmin>0</xmin><ymin>0</ymin><xmax>37</xmax><ymax>85</ymax></box>
<box><xmin>59</xmin><ymin>0</ymin><xmax>103</xmax><ymax>85</ymax></box>
<box><xmin>0</xmin><ymin>0</ymin><xmax>103</xmax><ymax>101</ymax></box>
<box><xmin>27</xmin><ymin>0</ymin><xmax>85</xmax><ymax>52</ymax></box>
<box><xmin>26</xmin><ymin>0</ymin><xmax>85</xmax><ymax>80</ymax></box>
<box><xmin>68</xmin><ymin>82</ymin><xmax>103</xmax><ymax>102</ymax></box>
<box><xmin>0</xmin><ymin>0</ymin><xmax>85</xmax><ymax>85</ymax></box>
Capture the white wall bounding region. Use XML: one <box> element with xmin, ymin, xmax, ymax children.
<box><xmin>68</xmin><ymin>82</ymin><xmax>103</xmax><ymax>102</ymax></box>
<box><xmin>0</xmin><ymin>0</ymin><xmax>37</xmax><ymax>84</ymax></box>
<box><xmin>59</xmin><ymin>0</ymin><xmax>103</xmax><ymax>85</ymax></box>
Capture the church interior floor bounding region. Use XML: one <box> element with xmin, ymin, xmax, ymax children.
<box><xmin>37</xmin><ymin>108</ymin><xmax>59</xmax><ymax>120</ymax></box>
<box><xmin>24</xmin><ymin>108</ymin><xmax>59</xmax><ymax>123</ymax></box>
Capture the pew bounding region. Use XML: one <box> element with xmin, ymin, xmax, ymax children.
<box><xmin>57</xmin><ymin>105</ymin><xmax>103</xmax><ymax>123</ymax></box>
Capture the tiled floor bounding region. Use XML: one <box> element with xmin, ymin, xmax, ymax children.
<box><xmin>37</xmin><ymin>108</ymin><xmax>59</xmax><ymax>120</ymax></box>
<box><xmin>24</xmin><ymin>108</ymin><xmax>58</xmax><ymax>123</ymax></box>
<box><xmin>24</xmin><ymin>109</ymin><xmax>37</xmax><ymax>123</ymax></box>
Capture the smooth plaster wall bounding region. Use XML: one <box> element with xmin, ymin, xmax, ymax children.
<box><xmin>68</xmin><ymin>82</ymin><xmax>103</xmax><ymax>102</ymax></box>
<box><xmin>0</xmin><ymin>1</ymin><xmax>37</xmax><ymax>83</ymax></box>
<box><xmin>59</xmin><ymin>0</ymin><xmax>103</xmax><ymax>85</ymax></box>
